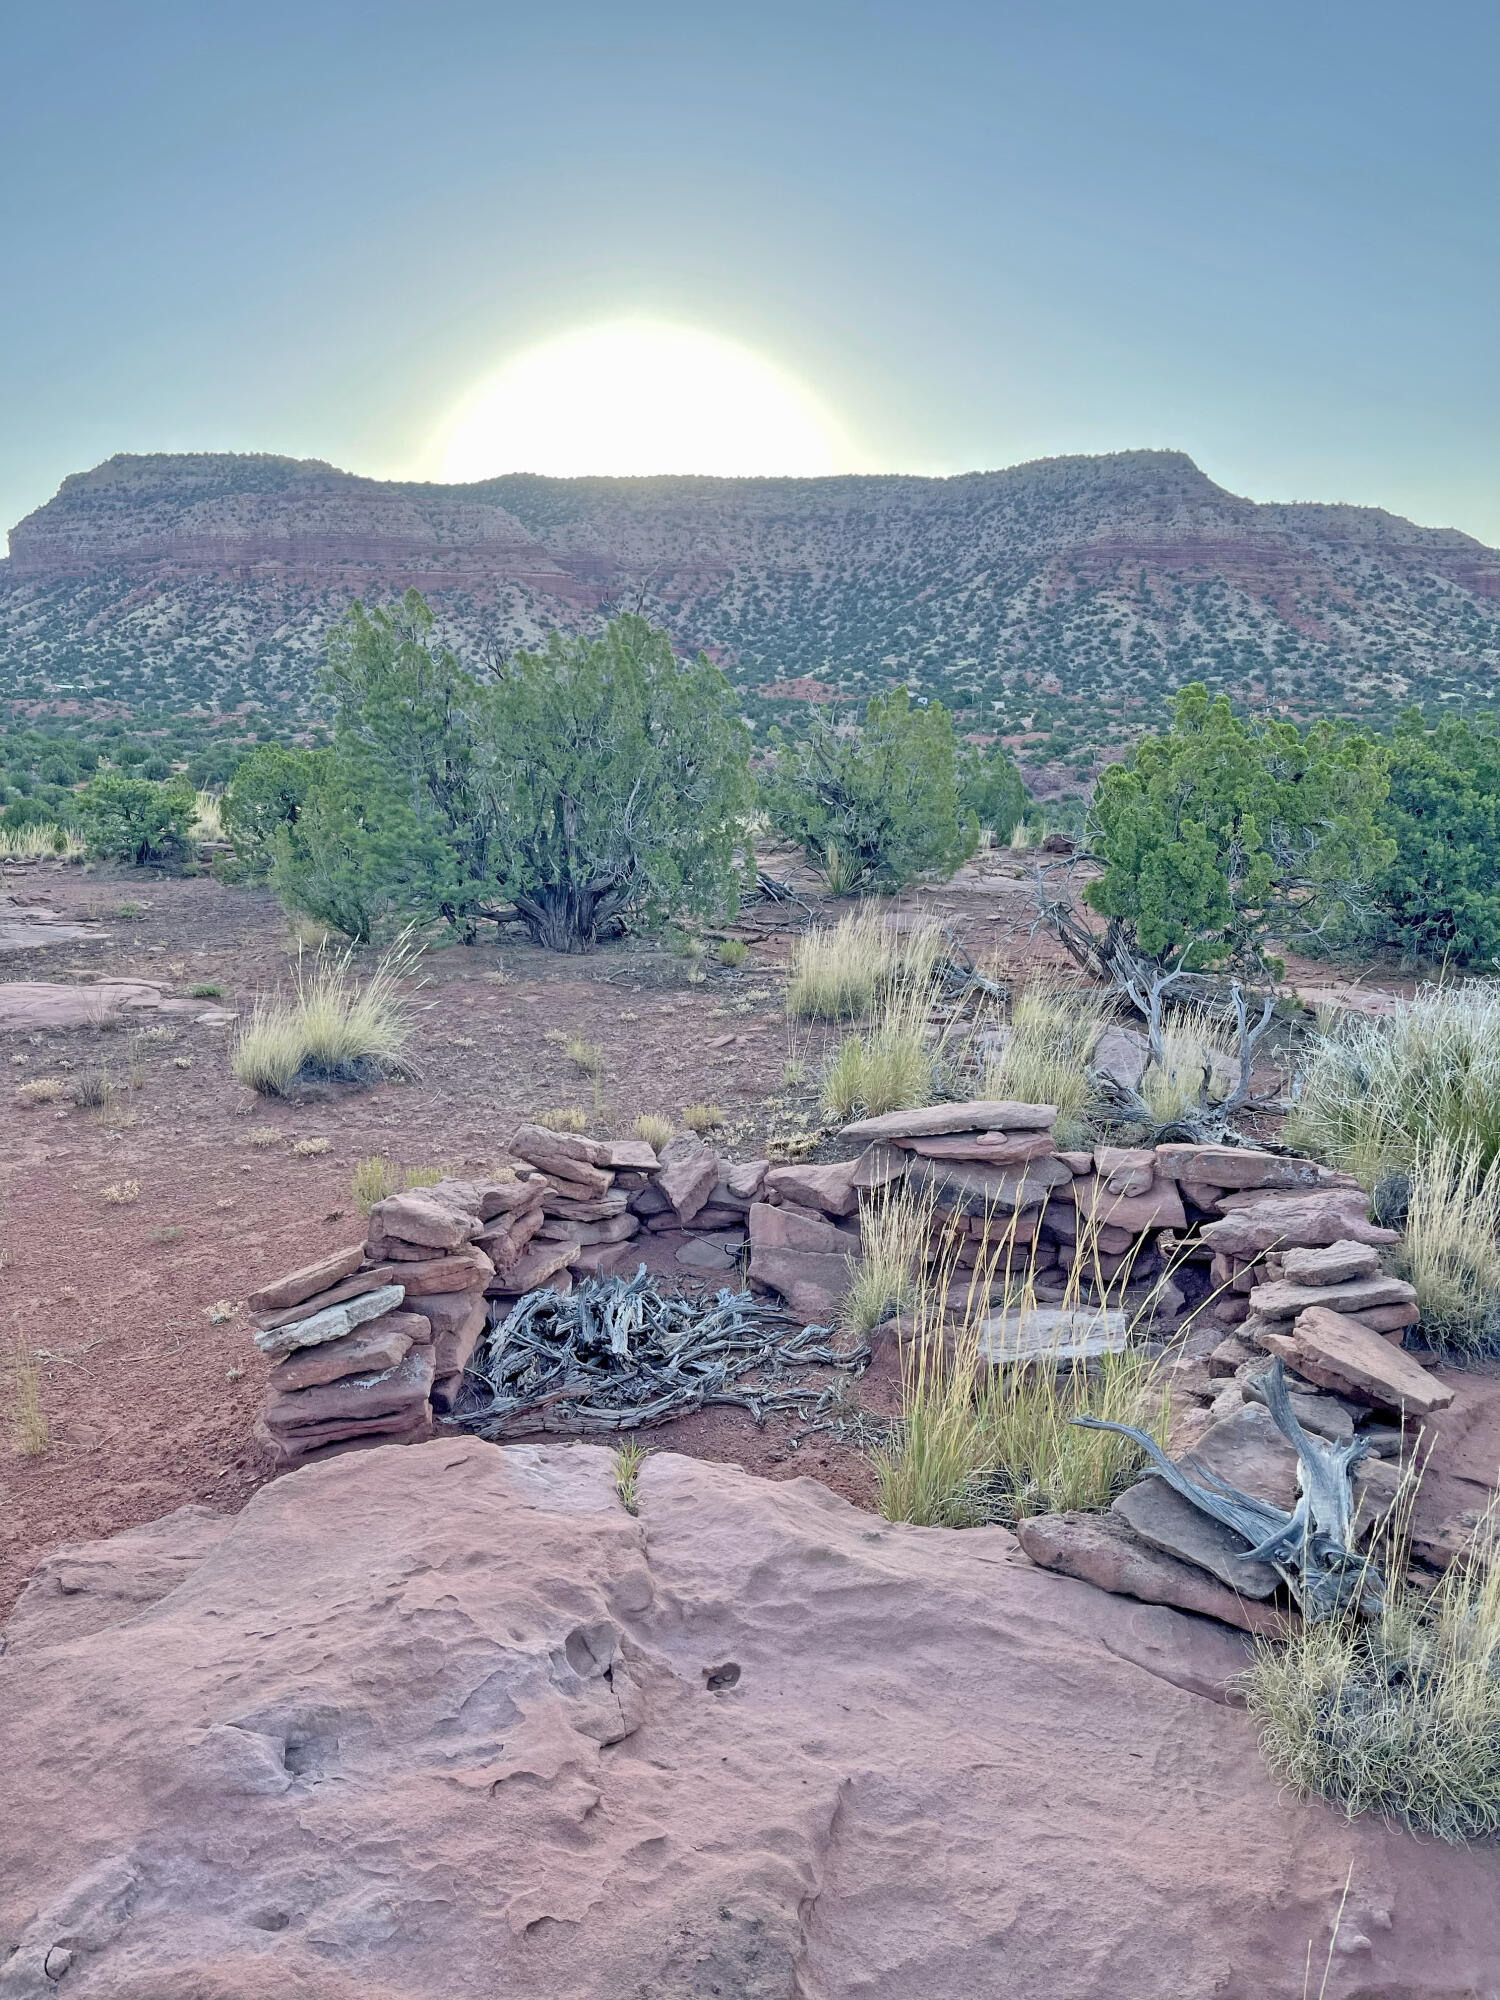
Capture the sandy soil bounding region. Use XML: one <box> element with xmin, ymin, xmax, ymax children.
<box><xmin>0</xmin><ymin>847</ymin><xmax>1406</xmax><ymax>1616</ymax></box>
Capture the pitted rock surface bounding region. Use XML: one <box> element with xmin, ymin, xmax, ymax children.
<box><xmin>2</xmin><ymin>1441</ymin><xmax>1497</xmax><ymax>1997</ymax></box>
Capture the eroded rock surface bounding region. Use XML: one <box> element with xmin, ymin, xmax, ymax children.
<box><xmin>2</xmin><ymin>1441</ymin><xmax>1496</xmax><ymax>1999</ymax></box>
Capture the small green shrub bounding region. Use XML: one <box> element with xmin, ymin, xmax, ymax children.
<box><xmin>716</xmin><ymin>938</ymin><xmax>750</xmax><ymax>968</ymax></box>
<box><xmin>79</xmin><ymin>775</ymin><xmax>195</xmax><ymax>867</ymax></box>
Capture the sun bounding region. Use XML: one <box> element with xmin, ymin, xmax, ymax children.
<box><xmin>434</xmin><ymin>321</ymin><xmax>856</xmax><ymax>481</ymax></box>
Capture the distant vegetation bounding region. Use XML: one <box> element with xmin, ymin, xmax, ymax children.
<box><xmin>12</xmin><ymin>584</ymin><xmax>1500</xmax><ymax>990</ymax></box>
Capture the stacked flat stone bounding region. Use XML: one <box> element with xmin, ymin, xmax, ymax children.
<box><xmin>250</xmin><ymin>1246</ymin><xmax>435</xmax><ymax>1467</ymax></box>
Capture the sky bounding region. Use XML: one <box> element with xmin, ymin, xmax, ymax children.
<box><xmin>2</xmin><ymin>0</ymin><xmax>1496</xmax><ymax>541</ymax></box>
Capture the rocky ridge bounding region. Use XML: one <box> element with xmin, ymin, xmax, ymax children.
<box><xmin>5</xmin><ymin>449</ymin><xmax>1498</xmax><ymax>731</ymax></box>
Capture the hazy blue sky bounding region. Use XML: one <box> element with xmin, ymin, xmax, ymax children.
<box><xmin>3</xmin><ymin>0</ymin><xmax>1496</xmax><ymax>539</ymax></box>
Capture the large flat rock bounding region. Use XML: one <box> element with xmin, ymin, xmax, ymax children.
<box><xmin>2</xmin><ymin>1440</ymin><xmax>1496</xmax><ymax>1997</ymax></box>
<box><xmin>838</xmin><ymin>1099</ymin><xmax>1057</xmax><ymax>1142</ymax></box>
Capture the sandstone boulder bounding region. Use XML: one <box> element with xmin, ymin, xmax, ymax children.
<box><xmin>252</xmin><ymin>1263</ymin><xmax>396</xmax><ymax>1332</ymax></box>
<box><xmin>894</xmin><ymin>1130</ymin><xmax>1058</xmax><ymax>1165</ymax></box>
<box><xmin>593</xmin><ymin>1138</ymin><xmax>660</xmax><ymax>1171</ymax></box>
<box><xmin>1154</xmin><ymin>1145</ymin><xmax>1345</xmax><ymax>1192</ymax></box>
<box><xmin>476</xmin><ymin>1204</ymin><xmax>546</xmax><ymax>1275</ymax></box>
<box><xmin>1090</xmin><ymin>1023</ymin><xmax>1149</xmax><ymax>1092</ymax></box>
<box><xmin>747</xmin><ymin>1201</ymin><xmax>853</xmax><ymax>1321</ymax></box>
<box><xmin>8</xmin><ymin>1441</ymin><xmax>1492</xmax><ymax>1997</ymax></box>
<box><xmin>903</xmin><ymin>1151</ymin><xmax>1073</xmax><ymax>1219</ymax></box>
<box><xmin>723</xmin><ymin>1157</ymin><xmax>770</xmax><ymax>1202</ymax></box>
<box><xmin>509</xmin><ymin>1122</ymin><xmax>607</xmax><ymax>1172</ymax></box>
<box><xmin>485</xmin><ymin>1239</ymin><xmax>577</xmax><ymax>1296</ymax></box>
<box><xmin>1282</xmin><ymin>1306</ymin><xmax>1455</xmax><ymax>1416</ymax></box>
<box><xmin>1280</xmin><ymin>1239</ymin><xmax>1382</xmax><ymax>1286</ymax></box>
<box><xmin>1069</xmin><ymin>1174</ymin><xmax>1187</xmax><ymax>1233</ymax></box>
<box><xmin>1200</xmin><ymin>1191</ymin><xmax>1398</xmax><ymax>1258</ymax></box>
<box><xmin>541</xmin><ymin>1188</ymin><xmax>631</xmax><ymax>1221</ymax></box>
<box><xmin>262</xmin><ymin>1345</ymin><xmax>435</xmax><ymax>1440</ymax></box>
<box><xmin>1247</xmin><ymin>1274</ymin><xmax>1416</xmax><ymax>1321</ymax></box>
<box><xmin>1113</xmin><ymin>1476</ymin><xmax>1279</xmax><ymax>1599</ymax></box>
<box><xmin>366</xmin><ymin>1190</ymin><xmax>478</xmax><ymax>1252</ymax></box>
<box><xmin>381</xmin><ymin>1244</ymin><xmax>494</xmax><ymax>1295</ymax></box>
<box><xmin>1095</xmin><ymin>1146</ymin><xmax>1157</xmax><ymax>1196</ymax></box>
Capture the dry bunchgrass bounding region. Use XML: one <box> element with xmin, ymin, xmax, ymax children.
<box><xmin>16</xmin><ymin>1077</ymin><xmax>69</xmax><ymax>1107</ymax></box>
<box><xmin>786</xmin><ymin>911</ymin><xmax>945</xmax><ymax>1021</ymax></box>
<box><xmin>875</xmin><ymin>1220</ymin><xmax>1167</xmax><ymax>1528</ymax></box>
<box><xmin>70</xmin><ymin>1069</ymin><xmax>115</xmax><ymax>1111</ymax></box>
<box><xmin>8</xmin><ymin>1334</ymin><xmax>48</xmax><ymax>1457</ymax></box>
<box><xmin>633</xmin><ymin>1113</ymin><xmax>675</xmax><ymax>1151</ymax></box>
<box><xmin>350</xmin><ymin>1156</ymin><xmax>443</xmax><ymax>1213</ymax></box>
<box><xmin>822</xmin><ymin>983</ymin><xmax>941</xmax><ymax>1121</ymax></box>
<box><xmin>1244</xmin><ymin>1485</ymin><xmax>1500</xmax><ymax>1843</ymax></box>
<box><xmin>190</xmin><ymin>789</ymin><xmax>224</xmax><ymax>841</ymax></box>
<box><xmin>0</xmin><ymin>822</ymin><xmax>84</xmax><ymax>862</ymax></box>
<box><xmin>614</xmin><ymin>1440</ymin><xmax>647</xmax><ymax>1515</ymax></box>
<box><xmin>232</xmin><ymin>932</ymin><xmax>420</xmax><ymax>1097</ymax></box>
<box><xmin>563</xmin><ymin>1036</ymin><xmax>604</xmax><ymax>1077</ymax></box>
<box><xmin>291</xmin><ymin>1136</ymin><xmax>332</xmax><ymax>1157</ymax></box>
<box><xmin>983</xmin><ymin>976</ymin><xmax>1112</xmax><ymax>1149</ymax></box>
<box><xmin>1394</xmin><ymin>1137</ymin><xmax>1500</xmax><ymax>1355</ymax></box>
<box><xmin>103</xmin><ymin>1179</ymin><xmax>141</xmax><ymax>1205</ymax></box>
<box><xmin>1138</xmin><ymin>1003</ymin><xmax>1239</xmax><ymax>1125</ymax></box>
<box><xmin>839</xmin><ymin>1186</ymin><xmax>934</xmax><ymax>1338</ymax></box>
<box><xmin>682</xmin><ymin>1102</ymin><xmax>726</xmax><ymax>1135</ymax></box>
<box><xmin>538</xmin><ymin>1106</ymin><xmax>590</xmax><ymax>1134</ymax></box>
<box><xmin>1288</xmin><ymin>982</ymin><xmax>1500</xmax><ymax>1183</ymax></box>
<box><xmin>246</xmin><ymin>1125</ymin><xmax>281</xmax><ymax>1147</ymax></box>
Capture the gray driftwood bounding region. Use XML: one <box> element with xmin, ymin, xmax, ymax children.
<box><xmin>1074</xmin><ymin>1360</ymin><xmax>1380</xmax><ymax>1621</ymax></box>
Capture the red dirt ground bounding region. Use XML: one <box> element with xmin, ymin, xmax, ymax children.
<box><xmin>0</xmin><ymin>848</ymin><xmax>1405</xmax><ymax>1615</ymax></box>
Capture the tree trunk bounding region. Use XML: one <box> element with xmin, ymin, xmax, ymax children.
<box><xmin>514</xmin><ymin>885</ymin><xmax>606</xmax><ymax>952</ymax></box>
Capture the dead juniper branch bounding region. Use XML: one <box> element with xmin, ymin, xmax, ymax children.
<box><xmin>1074</xmin><ymin>1360</ymin><xmax>1381</xmax><ymax>1622</ymax></box>
<box><xmin>1087</xmin><ymin>960</ymin><xmax>1277</xmax><ymax>1141</ymax></box>
<box><xmin>449</xmin><ymin>1267</ymin><xmax>870</xmax><ymax>1438</ymax></box>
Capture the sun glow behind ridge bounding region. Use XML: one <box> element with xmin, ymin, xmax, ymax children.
<box><xmin>435</xmin><ymin>321</ymin><xmax>858</xmax><ymax>481</ymax></box>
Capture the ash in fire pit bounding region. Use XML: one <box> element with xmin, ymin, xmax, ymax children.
<box><xmin>447</xmin><ymin>1266</ymin><xmax>870</xmax><ymax>1438</ymax></box>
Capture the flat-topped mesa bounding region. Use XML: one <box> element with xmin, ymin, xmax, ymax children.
<box><xmin>837</xmin><ymin>1100</ymin><xmax>1057</xmax><ymax>1143</ymax></box>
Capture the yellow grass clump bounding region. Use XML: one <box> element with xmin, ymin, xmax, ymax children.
<box><xmin>9</xmin><ymin>1335</ymin><xmax>48</xmax><ymax>1457</ymax></box>
<box><xmin>983</xmin><ymin>976</ymin><xmax>1112</xmax><ymax>1149</ymax></box>
<box><xmin>875</xmin><ymin>1218</ymin><xmax>1168</xmax><ymax>1528</ymax></box>
<box><xmin>1138</xmin><ymin>1003</ymin><xmax>1240</xmax><ymax>1125</ymax></box>
<box><xmin>822</xmin><ymin>984</ymin><xmax>941</xmax><ymax>1121</ymax></box>
<box><xmin>1244</xmin><ymin>1487</ymin><xmax>1500</xmax><ymax>1843</ymax></box>
<box><xmin>1394</xmin><ymin>1136</ymin><xmax>1500</xmax><ymax>1355</ymax></box>
<box><xmin>633</xmin><ymin>1113</ymin><xmax>675</xmax><ymax>1151</ymax></box>
<box><xmin>786</xmin><ymin>911</ymin><xmax>945</xmax><ymax>1021</ymax></box>
<box><xmin>1288</xmin><ymin>981</ymin><xmax>1500</xmax><ymax>1183</ymax></box>
<box><xmin>231</xmin><ymin>933</ymin><xmax>419</xmax><ymax>1097</ymax></box>
<box><xmin>0</xmin><ymin>823</ymin><xmax>84</xmax><ymax>861</ymax></box>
